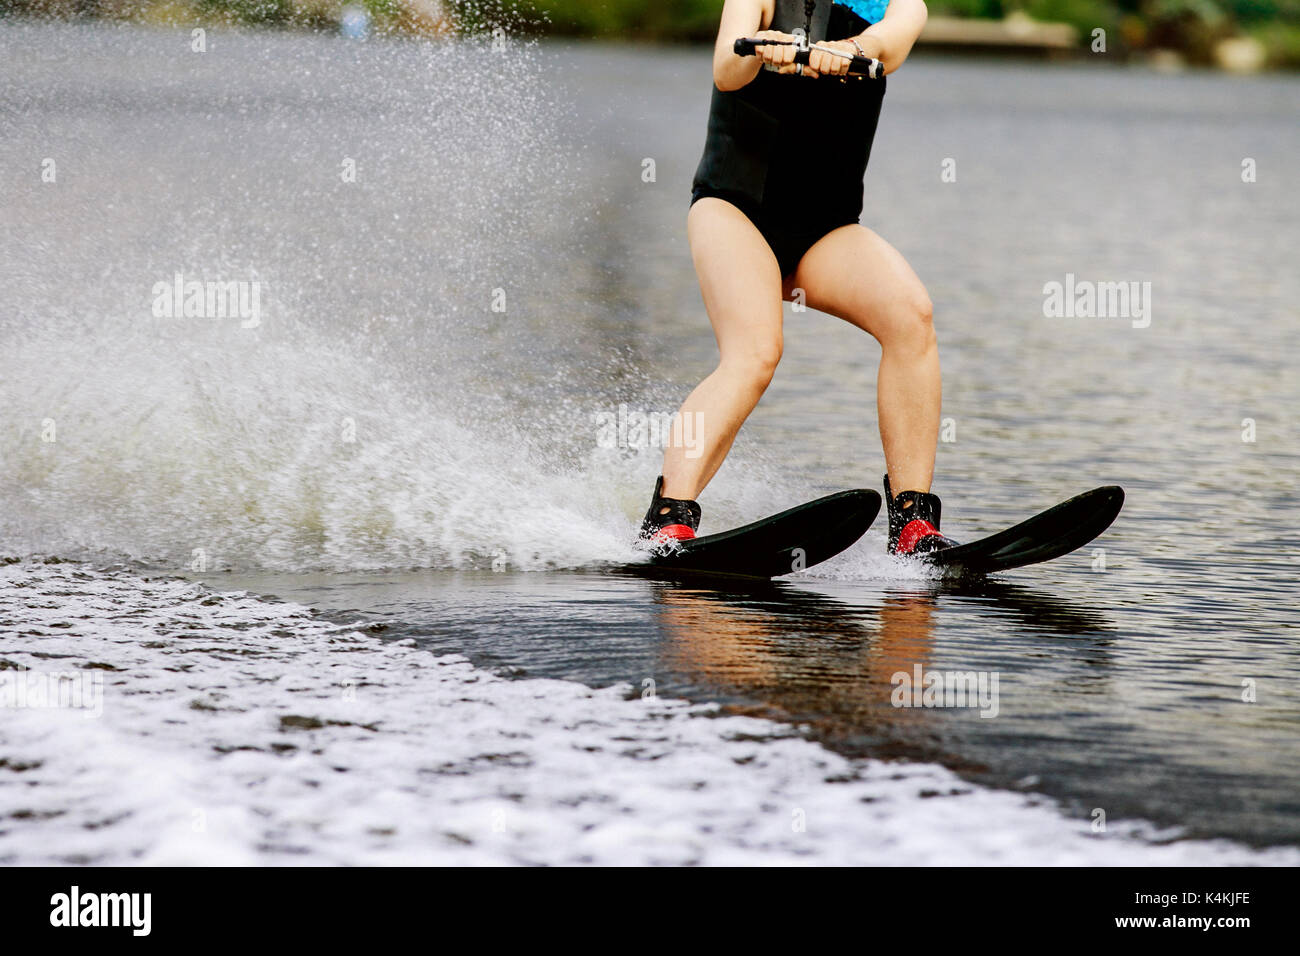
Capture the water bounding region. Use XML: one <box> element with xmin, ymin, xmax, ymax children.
<box><xmin>1</xmin><ymin>20</ymin><xmax>1298</xmax><ymax>862</ymax></box>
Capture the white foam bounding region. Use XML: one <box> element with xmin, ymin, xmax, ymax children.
<box><xmin>1</xmin><ymin>561</ymin><xmax>1291</xmax><ymax>866</ymax></box>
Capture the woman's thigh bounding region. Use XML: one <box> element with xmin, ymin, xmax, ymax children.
<box><xmin>782</xmin><ymin>224</ymin><xmax>933</xmax><ymax>342</ymax></box>
<box><xmin>687</xmin><ymin>198</ymin><xmax>786</xmax><ymax>362</ymax></box>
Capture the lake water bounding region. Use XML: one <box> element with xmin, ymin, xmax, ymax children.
<box><xmin>1</xmin><ymin>20</ymin><xmax>1297</xmax><ymax>863</ymax></box>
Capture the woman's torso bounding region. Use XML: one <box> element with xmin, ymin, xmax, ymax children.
<box><xmin>692</xmin><ymin>0</ymin><xmax>888</xmax><ymax>226</ymax></box>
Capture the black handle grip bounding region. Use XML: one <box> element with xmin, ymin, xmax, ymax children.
<box><xmin>733</xmin><ymin>37</ymin><xmax>883</xmax><ymax>79</ymax></box>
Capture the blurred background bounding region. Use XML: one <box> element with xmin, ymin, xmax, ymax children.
<box><xmin>3</xmin><ymin>0</ymin><xmax>1299</xmax><ymax>70</ymax></box>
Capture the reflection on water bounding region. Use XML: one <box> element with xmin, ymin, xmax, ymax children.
<box><xmin>648</xmin><ymin>576</ymin><xmax>1110</xmax><ymax>769</ymax></box>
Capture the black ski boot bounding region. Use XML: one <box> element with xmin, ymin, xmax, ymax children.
<box><xmin>639</xmin><ymin>476</ymin><xmax>701</xmax><ymax>545</ymax></box>
<box><xmin>884</xmin><ymin>474</ymin><xmax>959</xmax><ymax>556</ymax></box>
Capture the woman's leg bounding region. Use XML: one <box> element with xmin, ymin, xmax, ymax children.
<box><xmin>784</xmin><ymin>224</ymin><xmax>940</xmax><ymax>494</ymax></box>
<box><xmin>659</xmin><ymin>198</ymin><xmax>785</xmax><ymax>500</ymax></box>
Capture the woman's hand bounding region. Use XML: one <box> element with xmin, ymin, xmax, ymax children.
<box><xmin>753</xmin><ymin>30</ymin><xmax>800</xmax><ymax>72</ymax></box>
<box><xmin>804</xmin><ymin>39</ymin><xmax>864</xmax><ymax>79</ymax></box>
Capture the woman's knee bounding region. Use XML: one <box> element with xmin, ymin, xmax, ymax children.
<box><xmin>878</xmin><ymin>292</ymin><xmax>936</xmax><ymax>355</ymax></box>
<box><xmin>721</xmin><ymin>337</ymin><xmax>783</xmax><ymax>388</ymax></box>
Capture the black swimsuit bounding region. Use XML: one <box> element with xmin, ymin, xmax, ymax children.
<box><xmin>691</xmin><ymin>0</ymin><xmax>886</xmax><ymax>278</ymax></box>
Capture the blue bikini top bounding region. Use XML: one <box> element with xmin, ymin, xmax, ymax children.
<box><xmin>836</xmin><ymin>0</ymin><xmax>890</xmax><ymax>24</ymax></box>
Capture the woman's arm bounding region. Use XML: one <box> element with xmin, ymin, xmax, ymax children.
<box><xmin>712</xmin><ymin>0</ymin><xmax>788</xmax><ymax>92</ymax></box>
<box><xmin>852</xmin><ymin>0</ymin><xmax>928</xmax><ymax>75</ymax></box>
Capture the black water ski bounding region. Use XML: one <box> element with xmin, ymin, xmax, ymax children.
<box><xmin>922</xmin><ymin>485</ymin><xmax>1124</xmax><ymax>575</ymax></box>
<box><xmin>636</xmin><ymin>489</ymin><xmax>881</xmax><ymax>580</ymax></box>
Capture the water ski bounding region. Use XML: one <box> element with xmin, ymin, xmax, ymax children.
<box><xmin>634</xmin><ymin>489</ymin><xmax>881</xmax><ymax>580</ymax></box>
<box><xmin>921</xmin><ymin>485</ymin><xmax>1124</xmax><ymax>576</ymax></box>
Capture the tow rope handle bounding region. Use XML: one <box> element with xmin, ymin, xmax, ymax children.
<box><xmin>733</xmin><ymin>37</ymin><xmax>884</xmax><ymax>79</ymax></box>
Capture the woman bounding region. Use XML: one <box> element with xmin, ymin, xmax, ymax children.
<box><xmin>639</xmin><ymin>0</ymin><xmax>957</xmax><ymax>557</ymax></box>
